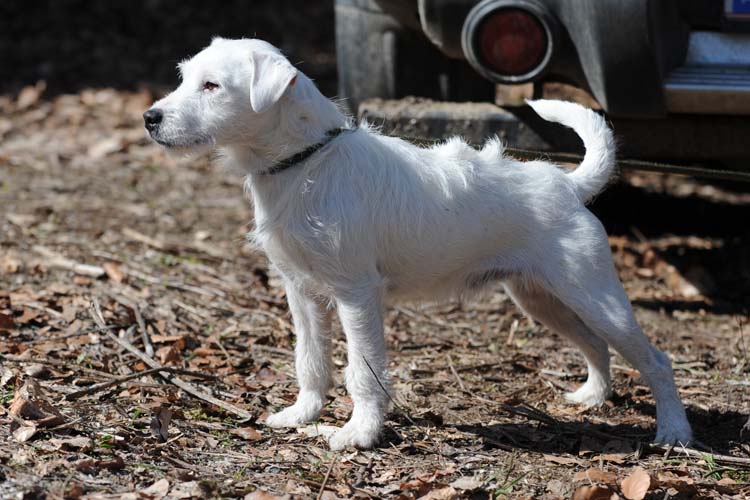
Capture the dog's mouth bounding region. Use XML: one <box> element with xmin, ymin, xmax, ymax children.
<box><xmin>149</xmin><ymin>132</ymin><xmax>212</xmax><ymax>150</ymax></box>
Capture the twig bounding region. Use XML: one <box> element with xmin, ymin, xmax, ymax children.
<box><xmin>122</xmin><ymin>227</ymin><xmax>170</xmax><ymax>251</ymax></box>
<box><xmin>108</xmin><ymin>293</ymin><xmax>154</xmax><ymax>357</ymax></box>
<box><xmin>646</xmin><ymin>443</ymin><xmax>750</xmax><ymax>468</ymax></box>
<box><xmin>26</xmin><ymin>324</ymin><xmax>120</xmax><ymax>344</ymax></box>
<box><xmin>63</xmin><ymin>366</ymin><xmax>216</xmax><ymax>400</ymax></box>
<box><xmin>133</xmin><ymin>303</ymin><xmax>154</xmax><ymax>358</ymax></box>
<box><xmin>446</xmin><ymin>355</ymin><xmax>467</xmax><ymax>392</ymax></box>
<box><xmin>64</xmin><ymin>367</ymin><xmax>166</xmax><ymax>400</ymax></box>
<box><xmin>122</xmin><ymin>267</ymin><xmax>226</xmax><ymax>297</ymax></box>
<box><xmin>0</xmin><ymin>353</ymin><xmax>119</xmax><ymax>379</ymax></box>
<box><xmin>362</xmin><ymin>355</ymin><xmax>416</xmax><ymax>426</ymax></box>
<box><xmin>89</xmin><ymin>298</ymin><xmax>253</xmax><ymax>420</ymax></box>
<box><xmin>316</xmin><ymin>455</ymin><xmax>338</xmax><ymax>500</ymax></box>
<box><xmin>33</xmin><ymin>245</ymin><xmax>105</xmax><ymax>278</ymax></box>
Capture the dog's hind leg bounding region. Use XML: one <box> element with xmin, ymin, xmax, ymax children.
<box><xmin>328</xmin><ymin>282</ymin><xmax>388</xmax><ymax>451</ymax></box>
<box><xmin>540</xmin><ymin>212</ymin><xmax>692</xmax><ymax>444</ymax></box>
<box><xmin>504</xmin><ymin>279</ymin><xmax>611</xmax><ymax>407</ymax></box>
<box><xmin>266</xmin><ymin>282</ymin><xmax>333</xmax><ymax>428</ymax></box>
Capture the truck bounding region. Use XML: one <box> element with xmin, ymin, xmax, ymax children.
<box><xmin>336</xmin><ymin>0</ymin><xmax>750</xmax><ymax>177</ymax></box>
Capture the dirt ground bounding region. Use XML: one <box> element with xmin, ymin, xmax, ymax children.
<box><xmin>2</xmin><ymin>3</ymin><xmax>750</xmax><ymax>498</ymax></box>
<box><xmin>1</xmin><ymin>82</ymin><xmax>749</xmax><ymax>500</ymax></box>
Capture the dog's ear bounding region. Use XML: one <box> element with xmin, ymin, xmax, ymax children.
<box><xmin>249</xmin><ymin>51</ymin><xmax>298</xmax><ymax>113</ymax></box>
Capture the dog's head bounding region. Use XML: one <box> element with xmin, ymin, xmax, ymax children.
<box><xmin>144</xmin><ymin>38</ymin><xmax>298</xmax><ymax>153</ymax></box>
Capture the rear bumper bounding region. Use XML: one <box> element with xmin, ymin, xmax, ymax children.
<box><xmin>415</xmin><ymin>0</ymin><xmax>689</xmax><ymax>118</ymax></box>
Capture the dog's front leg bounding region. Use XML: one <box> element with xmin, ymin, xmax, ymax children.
<box><xmin>328</xmin><ymin>285</ymin><xmax>388</xmax><ymax>450</ymax></box>
<box><xmin>265</xmin><ymin>282</ymin><xmax>333</xmax><ymax>428</ymax></box>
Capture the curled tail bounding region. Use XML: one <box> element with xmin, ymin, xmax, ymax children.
<box><xmin>526</xmin><ymin>99</ymin><xmax>616</xmax><ymax>203</ymax></box>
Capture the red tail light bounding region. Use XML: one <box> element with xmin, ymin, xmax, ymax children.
<box><xmin>478</xmin><ymin>9</ymin><xmax>547</xmax><ymax>76</ymax></box>
<box><xmin>462</xmin><ymin>0</ymin><xmax>555</xmax><ymax>83</ymax></box>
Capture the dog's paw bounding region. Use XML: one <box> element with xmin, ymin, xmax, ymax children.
<box><xmin>564</xmin><ymin>381</ymin><xmax>610</xmax><ymax>408</ymax></box>
<box><xmin>265</xmin><ymin>394</ymin><xmax>323</xmax><ymax>428</ymax></box>
<box><xmin>328</xmin><ymin>419</ymin><xmax>381</xmax><ymax>451</ymax></box>
<box><xmin>654</xmin><ymin>423</ymin><xmax>693</xmax><ymax>446</ymax></box>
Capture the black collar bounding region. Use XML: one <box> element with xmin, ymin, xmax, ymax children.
<box><xmin>259</xmin><ymin>127</ymin><xmax>353</xmax><ymax>176</ymax></box>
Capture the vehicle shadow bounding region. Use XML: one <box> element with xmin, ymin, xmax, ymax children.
<box><xmin>591</xmin><ymin>181</ymin><xmax>750</xmax><ymax>315</ymax></box>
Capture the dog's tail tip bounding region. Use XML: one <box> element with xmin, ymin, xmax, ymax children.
<box><xmin>527</xmin><ymin>99</ymin><xmax>616</xmax><ymax>203</ymax></box>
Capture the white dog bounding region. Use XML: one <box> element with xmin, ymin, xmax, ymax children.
<box><xmin>144</xmin><ymin>38</ymin><xmax>692</xmax><ymax>450</ymax></box>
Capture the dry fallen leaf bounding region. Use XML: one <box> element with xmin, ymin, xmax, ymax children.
<box><xmin>244</xmin><ymin>491</ymin><xmax>289</xmax><ymax>500</ymax></box>
<box><xmin>417</xmin><ymin>485</ymin><xmax>458</xmax><ymax>500</ymax></box>
<box><xmin>156</xmin><ymin>344</ymin><xmax>180</xmax><ymax>365</ymax></box>
<box><xmin>573</xmin><ymin>468</ymin><xmax>618</xmax><ymax>486</ymax></box>
<box><xmin>620</xmin><ymin>467</ymin><xmax>651</xmax><ymax>500</ymax></box>
<box><xmin>9</xmin><ymin>379</ymin><xmax>66</xmax><ymax>428</ymax></box>
<box><xmin>544</xmin><ymin>454</ymin><xmax>581</xmax><ymax>465</ymax></box>
<box><xmin>49</xmin><ymin>436</ymin><xmax>94</xmax><ymax>451</ymax></box>
<box><xmin>150</xmin><ymin>406</ymin><xmax>173</xmax><ymax>442</ymax></box>
<box><xmin>0</xmin><ymin>312</ymin><xmax>15</xmax><ymax>331</ymax></box>
<box><xmin>74</xmin><ymin>455</ymin><xmax>125</xmax><ymax>473</ymax></box>
<box><xmin>231</xmin><ymin>426</ymin><xmax>263</xmax><ymax>441</ymax></box>
<box><xmin>571</xmin><ymin>485</ymin><xmax>619</xmax><ymax>500</ymax></box>
<box><xmin>449</xmin><ymin>476</ymin><xmax>484</xmax><ymax>491</ymax></box>
<box><xmin>12</xmin><ymin>422</ymin><xmax>38</xmax><ymax>443</ymax></box>
<box><xmin>17</xmin><ymin>81</ymin><xmax>46</xmax><ymax>109</ymax></box>
<box><xmin>103</xmin><ymin>261</ymin><xmax>125</xmax><ymax>283</ymax></box>
<box><xmin>141</xmin><ymin>478</ymin><xmax>170</xmax><ymax>499</ymax></box>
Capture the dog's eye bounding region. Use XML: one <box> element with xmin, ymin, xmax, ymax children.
<box><xmin>202</xmin><ymin>81</ymin><xmax>219</xmax><ymax>91</ymax></box>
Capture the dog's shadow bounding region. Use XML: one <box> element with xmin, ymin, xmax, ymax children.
<box><xmin>383</xmin><ymin>402</ymin><xmax>747</xmax><ymax>457</ymax></box>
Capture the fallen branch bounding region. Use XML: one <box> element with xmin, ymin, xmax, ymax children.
<box><xmin>89</xmin><ymin>299</ymin><xmax>253</xmax><ymax>421</ymax></box>
<box><xmin>108</xmin><ymin>293</ymin><xmax>154</xmax><ymax>357</ymax></box>
<box><xmin>63</xmin><ymin>366</ymin><xmax>217</xmax><ymax>400</ymax></box>
<box><xmin>317</xmin><ymin>455</ymin><xmax>338</xmax><ymax>500</ymax></box>
<box><xmin>33</xmin><ymin>245</ymin><xmax>105</xmax><ymax>278</ymax></box>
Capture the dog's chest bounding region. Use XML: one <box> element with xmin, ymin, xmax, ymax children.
<box><xmin>253</xmin><ymin>219</ymin><xmax>331</xmax><ymax>291</ymax></box>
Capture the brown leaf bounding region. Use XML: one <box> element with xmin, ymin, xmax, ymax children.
<box><xmin>418</xmin><ymin>486</ymin><xmax>458</xmax><ymax>500</ymax></box>
<box><xmin>17</xmin><ymin>81</ymin><xmax>46</xmax><ymax>109</ymax></box>
<box><xmin>449</xmin><ymin>476</ymin><xmax>483</xmax><ymax>491</ymax></box>
<box><xmin>9</xmin><ymin>379</ymin><xmax>65</xmax><ymax>427</ymax></box>
<box><xmin>0</xmin><ymin>291</ymin><xmax>11</xmax><ymax>309</ymax></box>
<box><xmin>231</xmin><ymin>426</ymin><xmax>263</xmax><ymax>441</ymax></box>
<box><xmin>656</xmin><ymin>470</ymin><xmax>695</xmax><ymax>495</ymax></box>
<box><xmin>17</xmin><ymin>309</ymin><xmax>40</xmax><ymax>325</ymax></box>
<box><xmin>620</xmin><ymin>467</ymin><xmax>651</xmax><ymax>500</ymax></box>
<box><xmin>0</xmin><ymin>312</ymin><xmax>15</xmax><ymax>331</ymax></box>
<box><xmin>1</xmin><ymin>253</ymin><xmax>22</xmax><ymax>274</ymax></box>
<box><xmin>141</xmin><ymin>478</ymin><xmax>170</xmax><ymax>499</ymax></box>
<box><xmin>103</xmin><ymin>261</ymin><xmax>124</xmax><ymax>283</ymax></box>
<box><xmin>11</xmin><ymin>422</ymin><xmax>38</xmax><ymax>442</ymax></box>
<box><xmin>571</xmin><ymin>485</ymin><xmax>619</xmax><ymax>500</ymax></box>
<box><xmin>49</xmin><ymin>436</ymin><xmax>93</xmax><ymax>451</ymax></box>
<box><xmin>244</xmin><ymin>491</ymin><xmax>289</xmax><ymax>500</ymax></box>
<box><xmin>74</xmin><ymin>455</ymin><xmax>125</xmax><ymax>473</ymax></box>
<box><xmin>544</xmin><ymin>454</ymin><xmax>581</xmax><ymax>465</ymax></box>
<box><xmin>150</xmin><ymin>406</ymin><xmax>172</xmax><ymax>442</ymax></box>
<box><xmin>156</xmin><ymin>344</ymin><xmax>180</xmax><ymax>365</ymax></box>
<box><xmin>573</xmin><ymin>468</ymin><xmax>618</xmax><ymax>486</ymax></box>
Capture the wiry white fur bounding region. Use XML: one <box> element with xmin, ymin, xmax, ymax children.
<box><xmin>145</xmin><ymin>38</ymin><xmax>693</xmax><ymax>450</ymax></box>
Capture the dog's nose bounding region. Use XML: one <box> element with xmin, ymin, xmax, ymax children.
<box><xmin>143</xmin><ymin>108</ymin><xmax>163</xmax><ymax>131</ymax></box>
